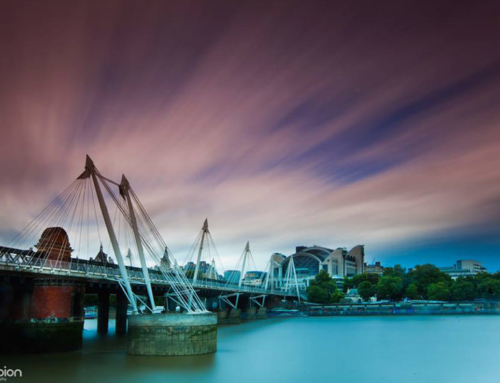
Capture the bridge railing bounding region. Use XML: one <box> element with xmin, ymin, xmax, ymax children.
<box><xmin>0</xmin><ymin>257</ymin><xmax>297</xmax><ymax>297</ymax></box>
<box><xmin>190</xmin><ymin>279</ymin><xmax>272</xmax><ymax>295</ymax></box>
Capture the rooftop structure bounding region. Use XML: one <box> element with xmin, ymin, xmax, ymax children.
<box><xmin>439</xmin><ymin>259</ymin><xmax>487</xmax><ymax>279</ymax></box>
<box><xmin>242</xmin><ymin>270</ymin><xmax>267</xmax><ymax>286</ymax></box>
<box><xmin>365</xmin><ymin>261</ymin><xmax>384</xmax><ymax>276</ymax></box>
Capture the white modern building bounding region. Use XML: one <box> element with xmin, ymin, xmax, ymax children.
<box><xmin>269</xmin><ymin>245</ymin><xmax>365</xmax><ymax>290</ymax></box>
<box><xmin>439</xmin><ymin>259</ymin><xmax>487</xmax><ymax>279</ymax></box>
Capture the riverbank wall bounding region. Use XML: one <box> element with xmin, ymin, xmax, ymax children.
<box><xmin>307</xmin><ymin>302</ymin><xmax>500</xmax><ymax>316</ymax></box>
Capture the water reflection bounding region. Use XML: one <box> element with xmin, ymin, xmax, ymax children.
<box><xmin>3</xmin><ymin>316</ymin><xmax>500</xmax><ymax>383</ymax></box>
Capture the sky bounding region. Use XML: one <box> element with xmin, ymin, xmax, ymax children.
<box><xmin>1</xmin><ymin>0</ymin><xmax>500</xmax><ymax>271</ymax></box>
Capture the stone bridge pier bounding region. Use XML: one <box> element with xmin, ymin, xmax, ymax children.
<box><xmin>0</xmin><ymin>276</ymin><xmax>84</xmax><ymax>353</ymax></box>
<box><xmin>215</xmin><ymin>294</ymin><xmax>270</xmax><ymax>324</ymax></box>
<box><xmin>0</xmin><ymin>228</ymin><xmax>85</xmax><ymax>353</ymax></box>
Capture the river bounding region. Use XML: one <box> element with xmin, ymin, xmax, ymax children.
<box><xmin>2</xmin><ymin>315</ymin><xmax>500</xmax><ymax>382</ymax></box>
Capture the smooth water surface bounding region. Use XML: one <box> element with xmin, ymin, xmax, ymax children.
<box><xmin>2</xmin><ymin>316</ymin><xmax>500</xmax><ymax>382</ymax></box>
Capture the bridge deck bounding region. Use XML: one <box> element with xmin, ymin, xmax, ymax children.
<box><xmin>0</xmin><ymin>258</ymin><xmax>297</xmax><ymax>298</ymax></box>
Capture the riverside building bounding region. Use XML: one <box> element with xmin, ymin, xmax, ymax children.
<box><xmin>439</xmin><ymin>260</ymin><xmax>487</xmax><ymax>279</ymax></box>
<box><xmin>269</xmin><ymin>245</ymin><xmax>365</xmax><ymax>290</ymax></box>
<box><xmin>364</xmin><ymin>261</ymin><xmax>384</xmax><ymax>276</ymax></box>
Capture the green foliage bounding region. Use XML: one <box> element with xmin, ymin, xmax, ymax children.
<box><xmin>477</xmin><ymin>278</ymin><xmax>500</xmax><ymax>300</ymax></box>
<box><xmin>471</xmin><ymin>272</ymin><xmax>491</xmax><ymax>289</ymax></box>
<box><xmin>335</xmin><ymin>264</ymin><xmax>500</xmax><ymax>304</ymax></box>
<box><xmin>408</xmin><ymin>264</ymin><xmax>451</xmax><ymax>299</ymax></box>
<box><xmin>489</xmin><ymin>271</ymin><xmax>500</xmax><ymax>281</ymax></box>
<box><xmin>427</xmin><ymin>282</ymin><xmax>451</xmax><ymax>301</ymax></box>
<box><xmin>358</xmin><ymin>281</ymin><xmax>375</xmax><ymax>301</ymax></box>
<box><xmin>307</xmin><ymin>270</ymin><xmax>342</xmax><ymax>304</ymax></box>
<box><xmin>343</xmin><ymin>276</ymin><xmax>353</xmax><ymax>292</ymax></box>
<box><xmin>344</xmin><ymin>273</ymin><xmax>379</xmax><ymax>293</ymax></box>
<box><xmin>451</xmin><ymin>278</ymin><xmax>475</xmax><ymax>301</ymax></box>
<box><xmin>352</xmin><ymin>273</ymin><xmax>379</xmax><ymax>287</ymax></box>
<box><xmin>377</xmin><ymin>276</ymin><xmax>403</xmax><ymax>301</ymax></box>
<box><xmin>307</xmin><ymin>285</ymin><xmax>330</xmax><ymax>304</ymax></box>
<box><xmin>330</xmin><ymin>289</ymin><xmax>345</xmax><ymax>303</ymax></box>
<box><xmin>311</xmin><ymin>270</ymin><xmax>337</xmax><ymax>290</ymax></box>
<box><xmin>405</xmin><ymin>283</ymin><xmax>420</xmax><ymax>300</ymax></box>
<box><xmin>383</xmin><ymin>264</ymin><xmax>406</xmax><ymax>279</ymax></box>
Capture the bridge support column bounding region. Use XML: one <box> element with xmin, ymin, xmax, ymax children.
<box><xmin>257</xmin><ymin>307</ymin><xmax>267</xmax><ymax>319</ymax></box>
<box><xmin>218</xmin><ymin>308</ymin><xmax>241</xmax><ymax>324</ymax></box>
<box><xmin>216</xmin><ymin>309</ymin><xmax>229</xmax><ymax>324</ymax></box>
<box><xmin>164</xmin><ymin>294</ymin><xmax>178</xmax><ymax>312</ymax></box>
<box><xmin>245</xmin><ymin>306</ymin><xmax>257</xmax><ymax>320</ymax></box>
<box><xmin>228</xmin><ymin>308</ymin><xmax>242</xmax><ymax>324</ymax></box>
<box><xmin>115</xmin><ymin>291</ymin><xmax>128</xmax><ymax>335</ymax></box>
<box><xmin>206</xmin><ymin>297</ymin><xmax>219</xmax><ymax>311</ymax></box>
<box><xmin>97</xmin><ymin>292</ymin><xmax>110</xmax><ymax>334</ymax></box>
<box><xmin>127</xmin><ymin>313</ymin><xmax>217</xmax><ymax>356</ymax></box>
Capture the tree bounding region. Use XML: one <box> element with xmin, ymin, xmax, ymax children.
<box><xmin>451</xmin><ymin>278</ymin><xmax>475</xmax><ymax>301</ymax></box>
<box><xmin>377</xmin><ymin>276</ymin><xmax>403</xmax><ymax>301</ymax></box>
<box><xmin>471</xmin><ymin>272</ymin><xmax>491</xmax><ymax>291</ymax></box>
<box><xmin>405</xmin><ymin>283</ymin><xmax>420</xmax><ymax>300</ymax></box>
<box><xmin>383</xmin><ymin>264</ymin><xmax>406</xmax><ymax>279</ymax></box>
<box><xmin>427</xmin><ymin>282</ymin><xmax>451</xmax><ymax>301</ymax></box>
<box><xmin>358</xmin><ymin>281</ymin><xmax>375</xmax><ymax>301</ymax></box>
<box><xmin>343</xmin><ymin>276</ymin><xmax>353</xmax><ymax>292</ymax></box>
<box><xmin>307</xmin><ymin>285</ymin><xmax>330</xmax><ymax>304</ymax></box>
<box><xmin>344</xmin><ymin>273</ymin><xmax>379</xmax><ymax>293</ymax></box>
<box><xmin>350</xmin><ymin>273</ymin><xmax>379</xmax><ymax>287</ymax></box>
<box><xmin>490</xmin><ymin>271</ymin><xmax>500</xmax><ymax>282</ymax></box>
<box><xmin>310</xmin><ymin>270</ymin><xmax>337</xmax><ymax>291</ymax></box>
<box><xmin>409</xmin><ymin>264</ymin><xmax>451</xmax><ymax>299</ymax></box>
<box><xmin>330</xmin><ymin>288</ymin><xmax>344</xmax><ymax>303</ymax></box>
<box><xmin>307</xmin><ymin>270</ymin><xmax>340</xmax><ymax>303</ymax></box>
<box><xmin>477</xmin><ymin>278</ymin><xmax>500</xmax><ymax>300</ymax></box>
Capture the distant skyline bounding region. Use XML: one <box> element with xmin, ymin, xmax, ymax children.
<box><xmin>1</xmin><ymin>1</ymin><xmax>500</xmax><ymax>271</ymax></box>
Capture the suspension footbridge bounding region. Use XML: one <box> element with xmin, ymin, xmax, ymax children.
<box><xmin>0</xmin><ymin>156</ymin><xmax>301</xmax><ymax>355</ymax></box>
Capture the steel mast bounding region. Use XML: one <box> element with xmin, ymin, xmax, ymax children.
<box><xmin>120</xmin><ymin>175</ymin><xmax>156</xmax><ymax>312</ymax></box>
<box><xmin>79</xmin><ymin>156</ymin><xmax>138</xmax><ymax>313</ymax></box>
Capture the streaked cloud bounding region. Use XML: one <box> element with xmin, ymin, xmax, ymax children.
<box><xmin>1</xmin><ymin>0</ymin><xmax>499</xmax><ymax>269</ymax></box>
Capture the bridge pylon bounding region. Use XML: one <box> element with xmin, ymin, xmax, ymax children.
<box><xmin>79</xmin><ymin>155</ymin><xmax>138</xmax><ymax>314</ymax></box>
<box><xmin>0</xmin><ymin>156</ymin><xmax>217</xmax><ymax>355</ymax></box>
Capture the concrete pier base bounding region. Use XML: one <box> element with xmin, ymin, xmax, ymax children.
<box><xmin>246</xmin><ymin>306</ymin><xmax>257</xmax><ymax>320</ymax></box>
<box><xmin>257</xmin><ymin>307</ymin><xmax>267</xmax><ymax>319</ymax></box>
<box><xmin>217</xmin><ymin>308</ymin><xmax>241</xmax><ymax>324</ymax></box>
<box><xmin>127</xmin><ymin>313</ymin><xmax>217</xmax><ymax>356</ymax></box>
